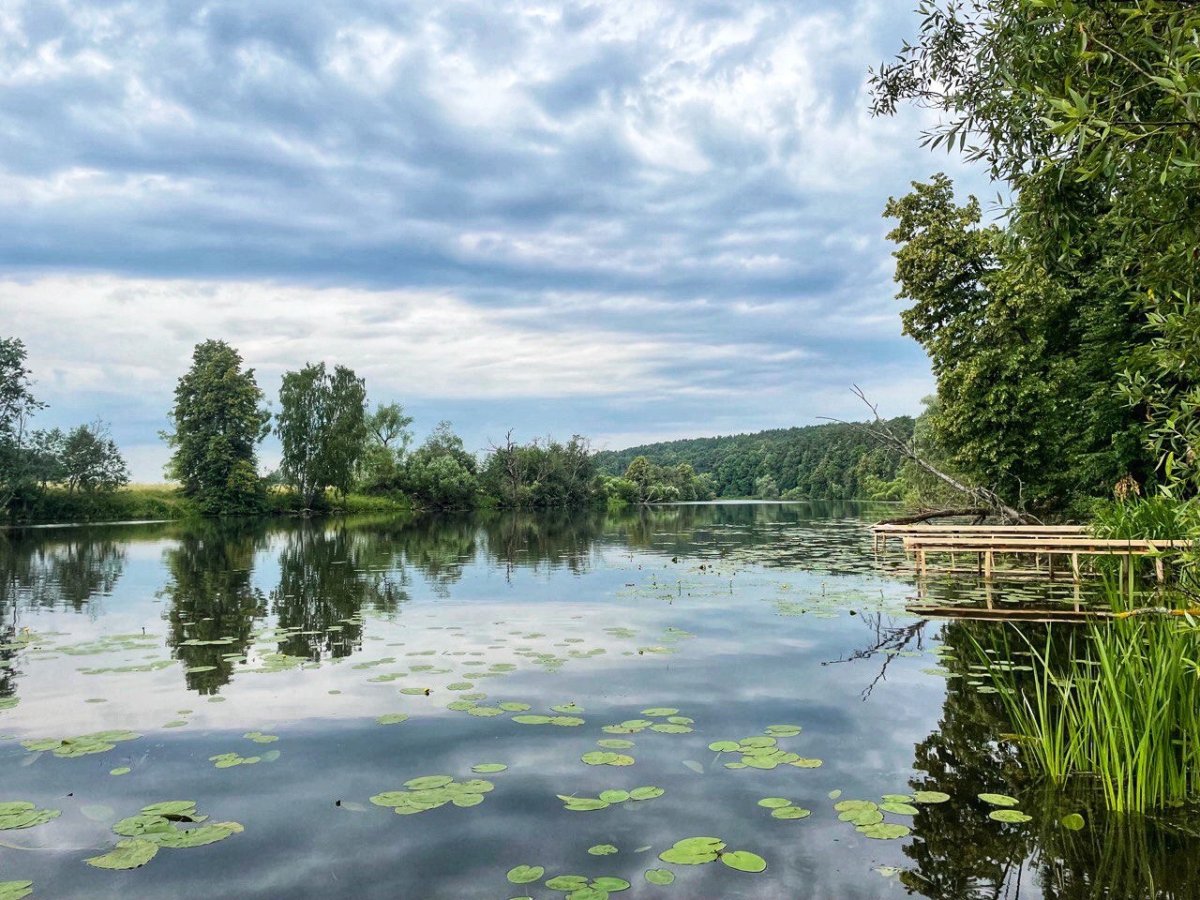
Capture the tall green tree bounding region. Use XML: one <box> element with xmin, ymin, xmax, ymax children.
<box><xmin>871</xmin><ymin>0</ymin><xmax>1200</xmax><ymax>496</ymax></box>
<box><xmin>0</xmin><ymin>337</ymin><xmax>44</xmax><ymax>511</ymax></box>
<box><xmin>165</xmin><ymin>340</ymin><xmax>270</xmax><ymax>515</ymax></box>
<box><xmin>399</xmin><ymin>421</ymin><xmax>479</xmax><ymax>509</ymax></box>
<box><xmin>883</xmin><ymin>175</ymin><xmax>1147</xmax><ymax>510</ymax></box>
<box><xmin>276</xmin><ymin>362</ymin><xmax>368</xmax><ymax>508</ymax></box>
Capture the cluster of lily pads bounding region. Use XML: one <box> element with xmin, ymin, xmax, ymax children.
<box><xmin>707</xmin><ymin>725</ymin><xmax>821</xmax><ymax>770</ymax></box>
<box><xmin>21</xmin><ymin>729</ymin><xmax>140</xmax><ymax>759</ymax></box>
<box><xmin>86</xmin><ymin>801</ymin><xmax>243</xmax><ymax>870</ymax></box>
<box><xmin>0</xmin><ymin>880</ymin><xmax>33</xmax><ymax>899</ymax></box>
<box><xmin>370</xmin><ymin>774</ymin><xmax>497</xmax><ymax>815</ymax></box>
<box><xmin>0</xmin><ymin>800</ymin><xmax>61</xmax><ymax>831</ymax></box>
<box><xmin>978</xmin><ymin>792</ymin><xmax>1032</xmax><ymax>823</ymax></box>
<box><xmin>602</xmin><ymin>707</ymin><xmax>693</xmax><ymax>735</ymax></box>
<box><xmin>506</xmin><ymin>865</ymin><xmax>631</xmax><ymax>898</ymax></box>
<box><xmin>659</xmin><ymin>836</ymin><xmax>767</xmax><ymax>873</ymax></box>
<box><xmin>833</xmin><ymin>789</ymin><xmax>948</xmax><ymax>840</ymax></box>
<box><xmin>557</xmin><ymin>786</ymin><xmax>664</xmax><ymax>811</ymax></box>
<box><xmin>757</xmin><ymin>797</ymin><xmax>811</xmax><ymax>820</ymax></box>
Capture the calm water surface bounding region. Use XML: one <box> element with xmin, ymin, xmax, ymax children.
<box><xmin>1</xmin><ymin>503</ymin><xmax>1196</xmax><ymax>899</ymax></box>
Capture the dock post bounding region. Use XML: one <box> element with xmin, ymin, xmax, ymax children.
<box><xmin>1071</xmin><ymin>553</ymin><xmax>1080</xmax><ymax>583</ymax></box>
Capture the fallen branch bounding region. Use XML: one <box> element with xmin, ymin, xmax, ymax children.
<box><xmin>825</xmin><ymin>386</ymin><xmax>1037</xmax><ymax>525</ymax></box>
<box><xmin>877</xmin><ymin>507</ymin><xmax>991</xmax><ymax>525</ymax></box>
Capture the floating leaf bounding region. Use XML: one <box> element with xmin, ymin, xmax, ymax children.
<box><xmin>86</xmin><ymin>838</ymin><xmax>159</xmax><ymax>870</ymax></box>
<box><xmin>154</xmin><ymin>822</ymin><xmax>243</xmax><ymax>848</ymax></box>
<box><xmin>771</xmin><ymin>806</ymin><xmax>811</xmax><ymax>820</ymax></box>
<box><xmin>506</xmin><ymin>865</ymin><xmax>545</xmax><ymax>885</ymax></box>
<box><xmin>978</xmin><ymin>793</ymin><xmax>1018</xmax><ymax>808</ymax></box>
<box><xmin>858</xmin><ymin>823</ymin><xmax>911</xmax><ymax>840</ymax></box>
<box><xmin>989</xmin><ymin>809</ymin><xmax>1032</xmax><ymax>823</ymax></box>
<box><xmin>588</xmin><ymin>844</ymin><xmax>619</xmax><ymax>856</ymax></box>
<box><xmin>472</xmin><ymin>764</ymin><xmax>507</xmax><ymax>774</ymax></box>
<box><xmin>599</xmin><ymin>790</ymin><xmax>630</xmax><ymax>803</ymax></box>
<box><xmin>1062</xmin><ymin>813</ymin><xmax>1086</xmax><ymax>831</ymax></box>
<box><xmin>499</xmin><ymin>702</ymin><xmax>531</xmax><ymax>712</ymax></box>
<box><xmin>629</xmin><ymin>786</ymin><xmax>664</xmax><ymax>801</ymax></box>
<box><xmin>591</xmin><ymin>876</ymin><xmax>631</xmax><ymax>891</ymax></box>
<box><xmin>512</xmin><ymin>715</ymin><xmax>552</xmax><ymax>725</ymax></box>
<box><xmin>545</xmin><ymin>875</ymin><xmax>589</xmax><ymax>890</ymax></box>
<box><xmin>0</xmin><ymin>881</ymin><xmax>32</xmax><ymax>900</ymax></box>
<box><xmin>558</xmin><ymin>796</ymin><xmax>610</xmax><ymax>811</ymax></box>
<box><xmin>708</xmin><ymin>741</ymin><xmax>739</xmax><ymax>752</ymax></box>
<box><xmin>644</xmin><ymin>869</ymin><xmax>675</xmax><ymax>885</ymax></box>
<box><xmin>681</xmin><ymin>760</ymin><xmax>704</xmax><ymax>774</ymax></box>
<box><xmin>757</xmin><ymin>798</ymin><xmax>791</xmax><ymax>809</ymax></box>
<box><xmin>788</xmin><ymin>757</ymin><xmax>823</xmax><ymax>769</ymax></box>
<box><xmin>879</xmin><ymin>801</ymin><xmax>919</xmax><ymax>816</ymax></box>
<box><xmin>0</xmin><ymin>802</ymin><xmax>60</xmax><ymax>831</ymax></box>
<box><xmin>650</xmin><ymin>723</ymin><xmax>692</xmax><ymax>735</ymax></box>
<box><xmin>641</xmin><ymin>708</ymin><xmax>679</xmax><ymax>717</ymax></box>
<box><xmin>581</xmin><ymin>751</ymin><xmax>634</xmax><ymax>767</ymax></box>
<box><xmin>721</xmin><ymin>851</ymin><xmax>767</xmax><ymax>873</ymax></box>
<box><xmin>912</xmin><ymin>790</ymin><xmax>950</xmax><ymax>804</ymax></box>
<box><xmin>376</xmin><ymin>715</ymin><xmax>408</xmax><ymax>726</ymax></box>
<box><xmin>597</xmin><ymin>739</ymin><xmax>634</xmax><ymax>750</ymax></box>
<box><xmin>659</xmin><ymin>837</ymin><xmax>724</xmax><ymax>865</ymax></box>
<box><xmin>764</xmin><ymin>725</ymin><xmax>802</xmax><ymax>737</ymax></box>
<box><xmin>405</xmin><ymin>776</ymin><xmax>454</xmax><ymax>790</ymax></box>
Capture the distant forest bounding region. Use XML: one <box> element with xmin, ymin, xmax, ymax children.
<box><xmin>593</xmin><ymin>419</ymin><xmax>915</xmax><ymax>501</ymax></box>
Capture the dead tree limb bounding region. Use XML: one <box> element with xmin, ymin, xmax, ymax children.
<box><xmin>827</xmin><ymin>386</ymin><xmax>1037</xmax><ymax>525</ymax></box>
<box><xmin>877</xmin><ymin>507</ymin><xmax>991</xmax><ymax>526</ymax></box>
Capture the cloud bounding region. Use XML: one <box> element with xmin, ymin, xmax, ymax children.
<box><xmin>0</xmin><ymin>0</ymin><xmax>985</xmax><ymax>478</ymax></box>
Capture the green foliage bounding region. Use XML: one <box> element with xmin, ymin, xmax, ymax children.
<box><xmin>276</xmin><ymin>362</ymin><xmax>369</xmax><ymax>507</ymax></box>
<box><xmin>165</xmin><ymin>340</ymin><xmax>270</xmax><ymax>516</ymax></box>
<box><xmin>356</xmin><ymin>402</ymin><xmax>414</xmax><ymax>493</ymax></box>
<box><xmin>597</xmin><ymin>456</ymin><xmax>716</xmax><ymax>504</ymax></box>
<box><xmin>479</xmin><ymin>434</ymin><xmax>597</xmax><ymax>507</ymax></box>
<box><xmin>593</xmin><ymin>421</ymin><xmax>911</xmax><ymax>500</ymax></box>
<box><xmin>398</xmin><ymin>422</ymin><xmax>480</xmax><ymax>509</ymax></box>
<box><xmin>980</xmin><ymin>617</ymin><xmax>1200</xmax><ymax>814</ymax></box>
<box><xmin>883</xmin><ymin>175</ymin><xmax>1147</xmax><ymax>511</ymax></box>
<box><xmin>872</xmin><ymin>0</ymin><xmax>1200</xmax><ymax>497</ymax></box>
<box><xmin>59</xmin><ymin>421</ymin><xmax>130</xmax><ymax>494</ymax></box>
<box><xmin>0</xmin><ymin>337</ymin><xmax>44</xmax><ymax>511</ymax></box>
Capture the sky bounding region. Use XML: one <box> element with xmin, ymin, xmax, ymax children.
<box><xmin>0</xmin><ymin>0</ymin><xmax>988</xmax><ymax>481</ymax></box>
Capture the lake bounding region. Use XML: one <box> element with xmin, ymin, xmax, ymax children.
<box><xmin>1</xmin><ymin>502</ymin><xmax>1196</xmax><ymax>899</ymax></box>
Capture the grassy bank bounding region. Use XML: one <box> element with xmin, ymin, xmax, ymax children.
<box><xmin>4</xmin><ymin>485</ymin><xmax>414</xmax><ymax>525</ymax></box>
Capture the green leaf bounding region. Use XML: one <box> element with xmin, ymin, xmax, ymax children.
<box><xmin>720</xmin><ymin>851</ymin><xmax>767</xmax><ymax>873</ymax></box>
<box><xmin>989</xmin><ymin>809</ymin><xmax>1032</xmax><ymax>823</ymax></box>
<box><xmin>644</xmin><ymin>868</ymin><xmax>675</xmax><ymax>885</ymax></box>
<box><xmin>506</xmin><ymin>865</ymin><xmax>545</xmax><ymax>884</ymax></box>
<box><xmin>857</xmin><ymin>823</ymin><xmax>911</xmax><ymax>840</ymax></box>
<box><xmin>588</xmin><ymin>844</ymin><xmax>619</xmax><ymax>856</ymax></box>
<box><xmin>86</xmin><ymin>839</ymin><xmax>160</xmax><ymax>870</ymax></box>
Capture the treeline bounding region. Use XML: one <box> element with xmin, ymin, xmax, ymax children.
<box><xmin>1</xmin><ymin>336</ymin><xmax>725</xmax><ymax>521</ymax></box>
<box><xmin>1</xmin><ymin>337</ymin><xmax>133</xmax><ymax>520</ymax></box>
<box><xmin>593</xmin><ymin>419</ymin><xmax>914</xmax><ymax>501</ymax></box>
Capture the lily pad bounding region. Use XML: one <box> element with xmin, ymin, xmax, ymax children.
<box><xmin>771</xmin><ymin>806</ymin><xmax>811</xmax><ymax>820</ymax></box>
<box><xmin>597</xmin><ymin>739</ymin><xmax>634</xmax><ymax>750</ymax></box>
<box><xmin>0</xmin><ymin>881</ymin><xmax>32</xmax><ymax>900</ymax></box>
<box><xmin>507</xmin><ymin>865</ymin><xmax>545</xmax><ymax>885</ymax></box>
<box><xmin>757</xmin><ymin>798</ymin><xmax>791</xmax><ymax>808</ymax></box>
<box><xmin>85</xmin><ymin>838</ymin><xmax>159</xmax><ymax>870</ymax></box>
<box><xmin>591</xmin><ymin>876</ymin><xmax>631</xmax><ymax>891</ymax></box>
<box><xmin>0</xmin><ymin>802</ymin><xmax>61</xmax><ymax>831</ymax></box>
<box><xmin>879</xmin><ymin>801</ymin><xmax>919</xmax><ymax>816</ymax></box>
<box><xmin>989</xmin><ymin>809</ymin><xmax>1032</xmax><ymax>823</ymax></box>
<box><xmin>581</xmin><ymin>751</ymin><xmax>634</xmax><ymax>767</ymax></box>
<box><xmin>858</xmin><ymin>823</ymin><xmax>911</xmax><ymax>840</ymax></box>
<box><xmin>629</xmin><ymin>786</ymin><xmax>664</xmax><ymax>801</ymax></box>
<box><xmin>558</xmin><ymin>796</ymin><xmax>610</xmax><ymax>811</ymax></box>
<box><xmin>644</xmin><ymin>869</ymin><xmax>675</xmax><ymax>885</ymax></box>
<box><xmin>588</xmin><ymin>844</ymin><xmax>619</xmax><ymax>856</ymax></box>
<box><xmin>978</xmin><ymin>793</ymin><xmax>1018</xmax><ymax>807</ymax></box>
<box><xmin>721</xmin><ymin>850</ymin><xmax>767</xmax><ymax>873</ymax></box>
<box><xmin>545</xmin><ymin>875</ymin><xmax>589</xmax><ymax>890</ymax></box>
<box><xmin>912</xmin><ymin>790</ymin><xmax>951</xmax><ymax>804</ymax></box>
<box><xmin>708</xmin><ymin>741</ymin><xmax>739</xmax><ymax>752</ymax></box>
<box><xmin>659</xmin><ymin>837</ymin><xmax>724</xmax><ymax>865</ymax></box>
<box><xmin>110</xmin><ymin>767</ymin><xmax>131</xmax><ymax>776</ymax></box>
<box><xmin>1062</xmin><ymin>813</ymin><xmax>1086</xmax><ymax>831</ymax></box>
<box><xmin>406</xmin><ymin>775</ymin><xmax>454</xmax><ymax>790</ymax></box>
<box><xmin>472</xmin><ymin>764</ymin><xmax>507</xmax><ymax>774</ymax></box>
<box><xmin>154</xmin><ymin>821</ymin><xmax>243</xmax><ymax>848</ymax></box>
<box><xmin>376</xmin><ymin>715</ymin><xmax>409</xmax><ymax>725</ymax></box>
<box><xmin>599</xmin><ymin>790</ymin><xmax>630</xmax><ymax>803</ymax></box>
<box><xmin>641</xmin><ymin>708</ymin><xmax>679</xmax><ymax>717</ymax></box>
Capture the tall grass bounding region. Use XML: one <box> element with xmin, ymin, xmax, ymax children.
<box><xmin>982</xmin><ymin>616</ymin><xmax>1200</xmax><ymax>814</ymax></box>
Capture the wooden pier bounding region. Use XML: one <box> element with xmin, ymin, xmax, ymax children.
<box><xmin>873</xmin><ymin>523</ymin><xmax>1191</xmax><ymax>585</ymax></box>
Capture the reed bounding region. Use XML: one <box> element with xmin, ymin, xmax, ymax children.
<box><xmin>982</xmin><ymin>615</ymin><xmax>1200</xmax><ymax>813</ymax></box>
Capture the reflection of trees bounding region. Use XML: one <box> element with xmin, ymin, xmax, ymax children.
<box><xmin>0</xmin><ymin>530</ymin><xmax>128</xmax><ymax>611</ymax></box>
<box><xmin>478</xmin><ymin>508</ymin><xmax>608</xmax><ymax>577</ymax></box>
<box><xmin>160</xmin><ymin>520</ymin><xmax>269</xmax><ymax>694</ymax></box>
<box><xmin>903</xmin><ymin>620</ymin><xmax>1200</xmax><ymax>900</ymax></box>
<box><xmin>270</xmin><ymin>523</ymin><xmax>410</xmax><ymax>661</ymax></box>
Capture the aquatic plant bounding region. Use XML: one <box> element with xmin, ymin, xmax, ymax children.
<box><xmin>981</xmin><ymin>616</ymin><xmax>1200</xmax><ymax>813</ymax></box>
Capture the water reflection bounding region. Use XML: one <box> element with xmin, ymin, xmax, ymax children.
<box><xmin>0</xmin><ymin>529</ymin><xmax>128</xmax><ymax>611</ymax></box>
<box><xmin>161</xmin><ymin>520</ymin><xmax>269</xmax><ymax>694</ymax></box>
<box><xmin>903</xmin><ymin>620</ymin><xmax>1200</xmax><ymax>900</ymax></box>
